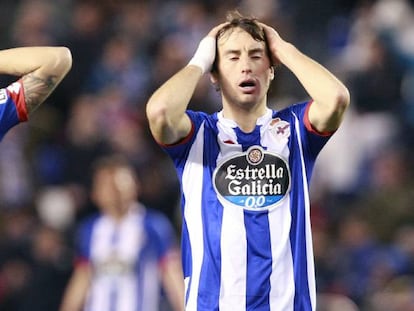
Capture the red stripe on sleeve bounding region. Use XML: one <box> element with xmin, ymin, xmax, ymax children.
<box><xmin>158</xmin><ymin>120</ymin><xmax>195</xmax><ymax>147</ymax></box>
<box><xmin>303</xmin><ymin>100</ymin><xmax>335</xmax><ymax>137</ymax></box>
<box><xmin>7</xmin><ymin>79</ymin><xmax>28</xmax><ymax>122</ymax></box>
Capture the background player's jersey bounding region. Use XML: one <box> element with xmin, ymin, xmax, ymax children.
<box><xmin>162</xmin><ymin>102</ymin><xmax>332</xmax><ymax>311</ymax></box>
<box><xmin>0</xmin><ymin>79</ymin><xmax>28</xmax><ymax>141</ymax></box>
<box><xmin>75</xmin><ymin>203</ymin><xmax>176</xmax><ymax>311</ymax></box>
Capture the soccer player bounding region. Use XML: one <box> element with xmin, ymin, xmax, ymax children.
<box><xmin>59</xmin><ymin>155</ymin><xmax>184</xmax><ymax>311</ymax></box>
<box><xmin>146</xmin><ymin>11</ymin><xmax>350</xmax><ymax>311</ymax></box>
<box><xmin>0</xmin><ymin>46</ymin><xmax>72</xmax><ymax>140</ymax></box>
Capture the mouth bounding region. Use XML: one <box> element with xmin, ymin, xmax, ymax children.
<box><xmin>239</xmin><ymin>79</ymin><xmax>257</xmax><ymax>93</ymax></box>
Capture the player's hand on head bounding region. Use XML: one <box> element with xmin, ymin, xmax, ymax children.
<box><xmin>259</xmin><ymin>23</ymin><xmax>284</xmax><ymax>66</ymax></box>
<box><xmin>207</xmin><ymin>22</ymin><xmax>228</xmax><ymax>38</ymax></box>
<box><xmin>188</xmin><ymin>22</ymin><xmax>228</xmax><ymax>74</ymax></box>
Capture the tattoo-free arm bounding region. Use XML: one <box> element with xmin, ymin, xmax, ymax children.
<box><xmin>0</xmin><ymin>46</ymin><xmax>72</xmax><ymax>115</ymax></box>
<box><xmin>261</xmin><ymin>24</ymin><xmax>350</xmax><ymax>133</ymax></box>
<box><xmin>146</xmin><ymin>24</ymin><xmax>225</xmax><ymax>145</ymax></box>
<box><xmin>59</xmin><ymin>263</ymin><xmax>91</xmax><ymax>311</ymax></box>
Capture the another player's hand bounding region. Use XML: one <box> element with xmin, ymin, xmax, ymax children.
<box><xmin>188</xmin><ymin>22</ymin><xmax>228</xmax><ymax>74</ymax></box>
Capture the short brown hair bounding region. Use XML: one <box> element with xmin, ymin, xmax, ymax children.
<box><xmin>211</xmin><ymin>10</ymin><xmax>271</xmax><ymax>73</ymax></box>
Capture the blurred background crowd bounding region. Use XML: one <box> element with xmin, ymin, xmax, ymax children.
<box><xmin>0</xmin><ymin>0</ymin><xmax>413</xmax><ymax>310</ymax></box>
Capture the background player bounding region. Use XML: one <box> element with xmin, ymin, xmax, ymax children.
<box><xmin>59</xmin><ymin>155</ymin><xmax>184</xmax><ymax>311</ymax></box>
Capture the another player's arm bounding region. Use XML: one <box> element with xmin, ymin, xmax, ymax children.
<box><xmin>59</xmin><ymin>263</ymin><xmax>92</xmax><ymax>311</ymax></box>
<box><xmin>0</xmin><ymin>46</ymin><xmax>72</xmax><ymax>115</ymax></box>
<box><xmin>261</xmin><ymin>23</ymin><xmax>350</xmax><ymax>133</ymax></box>
<box><xmin>161</xmin><ymin>249</ymin><xmax>185</xmax><ymax>311</ymax></box>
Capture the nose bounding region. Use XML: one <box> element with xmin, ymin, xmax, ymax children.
<box><xmin>240</xmin><ymin>56</ymin><xmax>252</xmax><ymax>74</ymax></box>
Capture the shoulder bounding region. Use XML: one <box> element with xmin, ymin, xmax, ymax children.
<box><xmin>77</xmin><ymin>213</ymin><xmax>101</xmax><ymax>232</ymax></box>
<box><xmin>186</xmin><ymin>109</ymin><xmax>217</xmax><ymax>124</ymax></box>
<box><xmin>274</xmin><ymin>101</ymin><xmax>310</xmax><ymax>118</ymax></box>
<box><xmin>142</xmin><ymin>208</ymin><xmax>175</xmax><ymax>237</ymax></box>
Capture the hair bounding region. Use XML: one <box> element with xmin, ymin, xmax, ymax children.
<box><xmin>91</xmin><ymin>154</ymin><xmax>135</xmax><ymax>176</ymax></box>
<box><xmin>211</xmin><ymin>10</ymin><xmax>272</xmax><ymax>73</ymax></box>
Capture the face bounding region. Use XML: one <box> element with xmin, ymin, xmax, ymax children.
<box><xmin>91</xmin><ymin>166</ymin><xmax>138</xmax><ymax>215</ymax></box>
<box><xmin>213</xmin><ymin>27</ymin><xmax>274</xmax><ymax>110</ymax></box>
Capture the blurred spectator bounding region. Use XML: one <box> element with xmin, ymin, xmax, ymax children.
<box><xmin>84</xmin><ymin>34</ymin><xmax>151</xmax><ymax>105</ymax></box>
<box><xmin>18</xmin><ymin>225</ymin><xmax>72</xmax><ymax>311</ymax></box>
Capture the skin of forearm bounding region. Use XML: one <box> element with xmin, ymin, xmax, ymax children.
<box><xmin>147</xmin><ymin>65</ymin><xmax>203</xmax><ymax>144</ymax></box>
<box><xmin>0</xmin><ymin>47</ymin><xmax>72</xmax><ymax>114</ymax></box>
<box><xmin>275</xmin><ymin>42</ymin><xmax>350</xmax><ymax>131</ymax></box>
<box><xmin>0</xmin><ymin>47</ymin><xmax>71</xmax><ymax>77</ymax></box>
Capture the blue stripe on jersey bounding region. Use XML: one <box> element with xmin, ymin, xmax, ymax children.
<box><xmin>182</xmin><ymin>219</ymin><xmax>192</xmax><ymax>305</ymax></box>
<box><xmin>234</xmin><ymin>125</ymin><xmax>260</xmax><ymax>151</ymax></box>
<box><xmin>109</xmin><ymin>284</ymin><xmax>118</xmax><ymax>311</ymax></box>
<box><xmin>77</xmin><ymin>214</ymin><xmax>99</xmax><ymax>259</ymax></box>
<box><xmin>244</xmin><ymin>210</ymin><xmax>272</xmax><ymax>310</ymax></box>
<box><xmin>234</xmin><ymin>126</ymin><xmax>262</xmax><ymax>151</ymax></box>
<box><xmin>236</xmin><ymin>123</ymin><xmax>273</xmax><ymax>310</ymax></box>
<box><xmin>197</xmin><ymin>117</ymin><xmax>222</xmax><ymax>310</ymax></box>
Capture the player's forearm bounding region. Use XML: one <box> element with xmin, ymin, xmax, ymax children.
<box><xmin>0</xmin><ymin>46</ymin><xmax>72</xmax><ymax>115</ymax></box>
<box><xmin>146</xmin><ymin>65</ymin><xmax>202</xmax><ymax>144</ymax></box>
<box><xmin>275</xmin><ymin>42</ymin><xmax>350</xmax><ymax>131</ymax></box>
<box><xmin>277</xmin><ymin>42</ymin><xmax>349</xmax><ymax>110</ymax></box>
<box><xmin>0</xmin><ymin>46</ymin><xmax>72</xmax><ymax>79</ymax></box>
<box><xmin>59</xmin><ymin>266</ymin><xmax>91</xmax><ymax>311</ymax></box>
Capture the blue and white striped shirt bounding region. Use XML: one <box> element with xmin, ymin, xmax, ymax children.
<box><xmin>162</xmin><ymin>101</ymin><xmax>332</xmax><ymax>311</ymax></box>
<box><xmin>76</xmin><ymin>203</ymin><xmax>176</xmax><ymax>311</ymax></box>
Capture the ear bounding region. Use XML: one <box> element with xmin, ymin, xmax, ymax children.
<box><xmin>210</xmin><ymin>72</ymin><xmax>220</xmax><ymax>91</ymax></box>
<box><xmin>210</xmin><ymin>72</ymin><xmax>218</xmax><ymax>84</ymax></box>
<box><xmin>269</xmin><ymin>66</ymin><xmax>275</xmax><ymax>81</ymax></box>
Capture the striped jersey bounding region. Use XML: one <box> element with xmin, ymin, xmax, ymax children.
<box><xmin>161</xmin><ymin>101</ymin><xmax>332</xmax><ymax>311</ymax></box>
<box><xmin>75</xmin><ymin>203</ymin><xmax>176</xmax><ymax>311</ymax></box>
<box><xmin>0</xmin><ymin>79</ymin><xmax>28</xmax><ymax>141</ymax></box>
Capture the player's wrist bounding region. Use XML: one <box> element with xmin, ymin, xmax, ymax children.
<box><xmin>187</xmin><ymin>37</ymin><xmax>216</xmax><ymax>74</ymax></box>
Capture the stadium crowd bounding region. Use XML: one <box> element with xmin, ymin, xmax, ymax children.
<box><xmin>0</xmin><ymin>0</ymin><xmax>413</xmax><ymax>310</ymax></box>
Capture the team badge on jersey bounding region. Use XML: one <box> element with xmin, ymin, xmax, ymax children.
<box><xmin>213</xmin><ymin>146</ymin><xmax>291</xmax><ymax>211</ymax></box>
<box><xmin>270</xmin><ymin>118</ymin><xmax>291</xmax><ymax>139</ymax></box>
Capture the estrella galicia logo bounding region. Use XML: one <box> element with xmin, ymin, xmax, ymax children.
<box><xmin>213</xmin><ymin>146</ymin><xmax>290</xmax><ymax>210</ymax></box>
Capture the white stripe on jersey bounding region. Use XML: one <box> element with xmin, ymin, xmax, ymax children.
<box><xmin>219</xmin><ymin>190</ymin><xmax>247</xmax><ymax>310</ymax></box>
<box><xmin>183</xmin><ymin>124</ymin><xmax>206</xmax><ymax>310</ymax></box>
<box><xmin>140</xmin><ymin>260</ymin><xmax>159</xmax><ymax>311</ymax></box>
<box><xmin>86</xmin><ymin>209</ymin><xmax>145</xmax><ymax>311</ymax></box>
<box><xmin>268</xmin><ymin>197</ymin><xmax>295</xmax><ymax>310</ymax></box>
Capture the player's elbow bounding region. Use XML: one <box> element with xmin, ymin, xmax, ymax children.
<box><xmin>335</xmin><ymin>84</ymin><xmax>351</xmax><ymax>113</ymax></box>
<box><xmin>56</xmin><ymin>47</ymin><xmax>73</xmax><ymax>75</ymax></box>
<box><xmin>45</xmin><ymin>47</ymin><xmax>72</xmax><ymax>79</ymax></box>
<box><xmin>146</xmin><ymin>100</ymin><xmax>170</xmax><ymax>139</ymax></box>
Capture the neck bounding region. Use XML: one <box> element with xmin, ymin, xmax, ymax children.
<box><xmin>222</xmin><ymin>101</ymin><xmax>268</xmax><ymax>133</ymax></box>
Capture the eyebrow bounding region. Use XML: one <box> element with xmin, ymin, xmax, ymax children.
<box><xmin>223</xmin><ymin>47</ymin><xmax>265</xmax><ymax>56</ymax></box>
